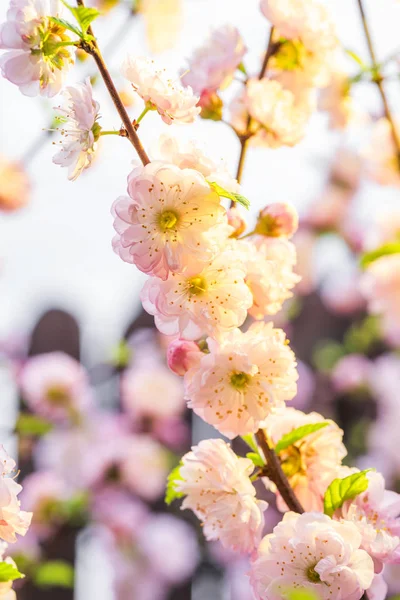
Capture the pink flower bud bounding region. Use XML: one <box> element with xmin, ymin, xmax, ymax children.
<box><xmin>227</xmin><ymin>207</ymin><xmax>247</xmax><ymax>238</ymax></box>
<box><xmin>199</xmin><ymin>91</ymin><xmax>223</xmax><ymax>121</ymax></box>
<box><xmin>167</xmin><ymin>339</ymin><xmax>202</xmax><ymax>376</ymax></box>
<box><xmin>255</xmin><ymin>202</ymin><xmax>298</xmax><ymax>238</ymax></box>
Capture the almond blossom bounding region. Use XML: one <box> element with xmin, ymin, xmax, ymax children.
<box><xmin>140</xmin><ymin>248</ymin><xmax>253</xmax><ymax>340</ymax></box>
<box><xmin>120</xmin><ymin>435</ymin><xmax>170</xmax><ymax>501</ymax></box>
<box><xmin>0</xmin><ymin>155</ymin><xmax>30</xmax><ymax>212</ymax></box>
<box><xmin>238</xmin><ymin>236</ymin><xmax>300</xmax><ymax>318</ymax></box>
<box><xmin>0</xmin><ymin>446</ymin><xmax>32</xmax><ymax>543</ymax></box>
<box><xmin>167</xmin><ymin>339</ymin><xmax>202</xmax><ymax>376</ymax></box>
<box><xmin>335</xmin><ymin>471</ymin><xmax>400</xmax><ymax>573</ymax></box>
<box><xmin>176</xmin><ymin>439</ymin><xmax>267</xmax><ymax>553</ymax></box>
<box><xmin>112</xmin><ymin>161</ymin><xmax>228</xmax><ymax>279</ymax></box>
<box><xmin>121</xmin><ymin>56</ymin><xmax>200</xmax><ymax>125</ymax></box>
<box><xmin>181</xmin><ymin>25</ymin><xmax>246</xmax><ymax>98</ymax></box>
<box><xmin>254</xmin><ymin>202</ymin><xmax>298</xmax><ymax>238</ymax></box>
<box><xmin>263</xmin><ymin>407</ymin><xmax>347</xmax><ymax>511</ymax></box>
<box><xmin>184</xmin><ymin>322</ymin><xmax>298</xmax><ymax>438</ymax></box>
<box><xmin>0</xmin><ymin>0</ymin><xmax>76</xmax><ymax>97</ymax></box>
<box><xmin>250</xmin><ymin>511</ymin><xmax>374</xmax><ymax>600</ymax></box>
<box><xmin>19</xmin><ymin>352</ymin><xmax>92</xmax><ymax>422</ymax></box>
<box><xmin>52</xmin><ymin>78</ymin><xmax>101</xmax><ymax>181</ymax></box>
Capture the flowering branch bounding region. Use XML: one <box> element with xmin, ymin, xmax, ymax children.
<box><xmin>357</xmin><ymin>0</ymin><xmax>400</xmax><ymax>170</ymax></box>
<box><xmin>77</xmin><ymin>0</ymin><xmax>150</xmax><ymax>166</ymax></box>
<box><xmin>255</xmin><ymin>430</ymin><xmax>305</xmax><ymax>514</ymax></box>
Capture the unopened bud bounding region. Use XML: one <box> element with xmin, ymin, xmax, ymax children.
<box><xmin>227</xmin><ymin>207</ymin><xmax>247</xmax><ymax>238</ymax></box>
<box><xmin>199</xmin><ymin>91</ymin><xmax>223</xmax><ymax>121</ymax></box>
<box><xmin>167</xmin><ymin>339</ymin><xmax>202</xmax><ymax>376</ymax></box>
<box><xmin>255</xmin><ymin>202</ymin><xmax>298</xmax><ymax>238</ymax></box>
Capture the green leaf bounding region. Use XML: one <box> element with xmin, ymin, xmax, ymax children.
<box><xmin>246</xmin><ymin>452</ymin><xmax>264</xmax><ymax>468</ymax></box>
<box><xmin>49</xmin><ymin>16</ymin><xmax>83</xmax><ymax>38</ymax></box>
<box><xmin>312</xmin><ymin>340</ymin><xmax>345</xmax><ymax>373</ymax></box>
<box><xmin>323</xmin><ymin>470</ymin><xmax>372</xmax><ymax>517</ymax></box>
<box><xmin>34</xmin><ymin>561</ymin><xmax>74</xmax><ymax>589</ymax></box>
<box><xmin>0</xmin><ymin>562</ymin><xmax>24</xmax><ymax>583</ymax></box>
<box><xmin>241</xmin><ymin>434</ymin><xmax>258</xmax><ymax>453</ymax></box>
<box><xmin>275</xmin><ymin>422</ymin><xmax>329</xmax><ymax>454</ymax></box>
<box><xmin>207</xmin><ymin>181</ymin><xmax>250</xmax><ymax>210</ymax></box>
<box><xmin>165</xmin><ymin>464</ymin><xmax>184</xmax><ymax>505</ymax></box>
<box><xmin>360</xmin><ymin>242</ymin><xmax>400</xmax><ymax>269</ymax></box>
<box><xmin>16</xmin><ymin>413</ymin><xmax>53</xmax><ymax>437</ymax></box>
<box><xmin>61</xmin><ymin>1</ymin><xmax>100</xmax><ymax>33</ymax></box>
<box><xmin>237</xmin><ymin>62</ymin><xmax>247</xmax><ymax>76</ymax></box>
<box><xmin>345</xmin><ymin>48</ymin><xmax>367</xmax><ymax>69</ymax></box>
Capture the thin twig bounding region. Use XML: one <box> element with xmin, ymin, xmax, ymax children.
<box><xmin>255</xmin><ymin>430</ymin><xmax>304</xmax><ymax>514</ymax></box>
<box><xmin>357</xmin><ymin>0</ymin><xmax>400</xmax><ymax>170</ymax></box>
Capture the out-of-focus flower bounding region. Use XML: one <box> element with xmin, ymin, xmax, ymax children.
<box><xmin>361</xmin><ymin>254</ymin><xmax>400</xmax><ymax>343</ymax></box>
<box><xmin>141</xmin><ymin>0</ymin><xmax>183</xmax><ymax>54</ymax></box>
<box><xmin>227</xmin><ymin>206</ymin><xmax>247</xmax><ymax>237</ymax></box>
<box><xmin>184</xmin><ymin>322</ymin><xmax>298</xmax><ymax>438</ymax></box>
<box><xmin>0</xmin><ymin>156</ymin><xmax>30</xmax><ymax>212</ymax></box>
<box><xmin>365</xmin><ymin>118</ymin><xmax>400</xmax><ymax>186</ymax></box>
<box><xmin>121</xmin><ymin>359</ymin><xmax>185</xmax><ymax>420</ymax></box>
<box><xmin>335</xmin><ymin>471</ymin><xmax>400</xmax><ymax>573</ymax></box>
<box><xmin>321</xmin><ymin>266</ymin><xmax>365</xmax><ymax>315</ymax></box>
<box><xmin>331</xmin><ymin>354</ymin><xmax>372</xmax><ymax>394</ymax></box>
<box><xmin>291</xmin><ymin>360</ymin><xmax>315</xmax><ymax>411</ymax></box>
<box><xmin>92</xmin><ymin>486</ymin><xmax>149</xmax><ymax>543</ymax></box>
<box><xmin>0</xmin><ymin>446</ymin><xmax>32</xmax><ymax>543</ymax></box>
<box><xmin>20</xmin><ymin>471</ymin><xmax>70</xmax><ymax>537</ymax></box>
<box><xmin>138</xmin><ymin>514</ymin><xmax>199</xmax><ymax>584</ymax></box>
<box><xmin>319</xmin><ymin>68</ymin><xmax>358</xmax><ymax>129</ymax></box>
<box><xmin>239</xmin><ymin>236</ymin><xmax>300</xmax><ymax>318</ymax></box>
<box><xmin>181</xmin><ymin>25</ymin><xmax>246</xmax><ymax>96</ymax></box>
<box><xmin>167</xmin><ymin>339</ymin><xmax>202</xmax><ymax>376</ymax></box>
<box><xmin>53</xmin><ymin>78</ymin><xmax>101</xmax><ymax>181</ymax></box>
<box><xmin>177</xmin><ymin>439</ymin><xmax>267</xmax><ymax>553</ymax></box>
<box><xmin>121</xmin><ymin>56</ymin><xmax>200</xmax><ymax>125</ymax></box>
<box><xmin>250</xmin><ymin>511</ymin><xmax>374</xmax><ymax>600</ymax></box>
<box><xmin>120</xmin><ymin>435</ymin><xmax>169</xmax><ymax>501</ymax></box>
<box><xmin>363</xmin><ymin>209</ymin><xmax>400</xmax><ymax>251</ymax></box>
<box><xmin>263</xmin><ymin>407</ymin><xmax>347</xmax><ymax>511</ymax></box>
<box><xmin>19</xmin><ymin>352</ymin><xmax>92</xmax><ymax>422</ymax></box>
<box><xmin>292</xmin><ymin>228</ymin><xmax>316</xmax><ymax>295</ymax></box>
<box><xmin>254</xmin><ymin>202</ymin><xmax>298</xmax><ymax>238</ymax></box>
<box><xmin>141</xmin><ymin>248</ymin><xmax>252</xmax><ymax>340</ymax></box>
<box><xmin>0</xmin><ymin>0</ymin><xmax>76</xmax><ymax>97</ymax></box>
<box><xmin>112</xmin><ymin>161</ymin><xmax>228</xmax><ymax>279</ymax></box>
<box><xmin>244</xmin><ymin>79</ymin><xmax>307</xmax><ymax>147</ymax></box>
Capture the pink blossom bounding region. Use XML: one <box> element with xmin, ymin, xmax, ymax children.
<box><xmin>121</xmin><ymin>56</ymin><xmax>200</xmax><ymax>125</ymax></box>
<box><xmin>138</xmin><ymin>514</ymin><xmax>199</xmax><ymax>584</ymax></box>
<box><xmin>321</xmin><ymin>266</ymin><xmax>365</xmax><ymax>315</ymax></box>
<box><xmin>255</xmin><ymin>203</ymin><xmax>298</xmax><ymax>238</ymax></box>
<box><xmin>367</xmin><ymin>575</ymin><xmax>388</xmax><ymax>600</ymax></box>
<box><xmin>365</xmin><ymin>118</ymin><xmax>400</xmax><ymax>186</ymax></box>
<box><xmin>0</xmin><ymin>0</ymin><xmax>76</xmax><ymax>97</ymax></box>
<box><xmin>121</xmin><ymin>360</ymin><xmax>185</xmax><ymax>420</ymax></box>
<box><xmin>112</xmin><ymin>161</ymin><xmax>228</xmax><ymax>279</ymax></box>
<box><xmin>120</xmin><ymin>435</ymin><xmax>169</xmax><ymax>501</ymax></box>
<box><xmin>92</xmin><ymin>486</ymin><xmax>149</xmax><ymax>543</ymax></box>
<box><xmin>181</xmin><ymin>25</ymin><xmax>246</xmax><ymax>96</ymax></box>
<box><xmin>184</xmin><ymin>322</ymin><xmax>298</xmax><ymax>438</ymax></box>
<box><xmin>250</xmin><ymin>511</ymin><xmax>374</xmax><ymax>600</ymax></box>
<box><xmin>151</xmin><ymin>416</ymin><xmax>189</xmax><ymax>450</ymax></box>
<box><xmin>177</xmin><ymin>439</ymin><xmax>267</xmax><ymax>554</ymax></box>
<box><xmin>239</xmin><ymin>236</ymin><xmax>300</xmax><ymax>318</ymax></box>
<box><xmin>263</xmin><ymin>407</ymin><xmax>347</xmax><ymax>511</ymax></box>
<box><xmin>319</xmin><ymin>68</ymin><xmax>359</xmax><ymax>130</ymax></box>
<box><xmin>141</xmin><ymin>248</ymin><xmax>252</xmax><ymax>340</ymax></box>
<box><xmin>167</xmin><ymin>339</ymin><xmax>202</xmax><ymax>376</ymax></box>
<box><xmin>292</xmin><ymin>228</ymin><xmax>316</xmax><ymax>295</ymax></box>
<box><xmin>331</xmin><ymin>354</ymin><xmax>372</xmax><ymax>394</ymax></box>
<box><xmin>0</xmin><ymin>156</ymin><xmax>30</xmax><ymax>212</ymax></box>
<box><xmin>0</xmin><ymin>446</ymin><xmax>31</xmax><ymax>543</ymax></box>
<box><xmin>19</xmin><ymin>352</ymin><xmax>92</xmax><ymax>422</ymax></box>
<box><xmin>227</xmin><ymin>206</ymin><xmax>247</xmax><ymax>238</ymax></box>
<box><xmin>53</xmin><ymin>78</ymin><xmax>101</xmax><ymax>181</ymax></box>
<box><xmin>335</xmin><ymin>471</ymin><xmax>400</xmax><ymax>573</ymax></box>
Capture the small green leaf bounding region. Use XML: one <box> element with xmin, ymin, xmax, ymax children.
<box><xmin>165</xmin><ymin>464</ymin><xmax>184</xmax><ymax>505</ymax></box>
<box><xmin>16</xmin><ymin>413</ymin><xmax>53</xmax><ymax>437</ymax></box>
<box><xmin>61</xmin><ymin>1</ymin><xmax>100</xmax><ymax>33</ymax></box>
<box><xmin>207</xmin><ymin>181</ymin><xmax>250</xmax><ymax>210</ymax></box>
<box><xmin>360</xmin><ymin>242</ymin><xmax>400</xmax><ymax>269</ymax></box>
<box><xmin>323</xmin><ymin>470</ymin><xmax>372</xmax><ymax>517</ymax></box>
<box><xmin>345</xmin><ymin>48</ymin><xmax>367</xmax><ymax>69</ymax></box>
<box><xmin>49</xmin><ymin>16</ymin><xmax>82</xmax><ymax>38</ymax></box>
<box><xmin>237</xmin><ymin>62</ymin><xmax>247</xmax><ymax>76</ymax></box>
<box><xmin>0</xmin><ymin>562</ymin><xmax>24</xmax><ymax>583</ymax></box>
<box><xmin>246</xmin><ymin>452</ymin><xmax>264</xmax><ymax>468</ymax></box>
<box><xmin>241</xmin><ymin>434</ymin><xmax>258</xmax><ymax>453</ymax></box>
<box><xmin>34</xmin><ymin>561</ymin><xmax>74</xmax><ymax>589</ymax></box>
<box><xmin>275</xmin><ymin>422</ymin><xmax>329</xmax><ymax>454</ymax></box>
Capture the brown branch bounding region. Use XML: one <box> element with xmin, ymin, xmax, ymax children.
<box><xmin>255</xmin><ymin>430</ymin><xmax>305</xmax><ymax>514</ymax></box>
<box><xmin>357</xmin><ymin>0</ymin><xmax>400</xmax><ymax>170</ymax></box>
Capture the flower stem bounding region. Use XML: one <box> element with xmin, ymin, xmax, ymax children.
<box><xmin>136</xmin><ymin>104</ymin><xmax>152</xmax><ymax>124</ymax></box>
<box><xmin>100</xmin><ymin>129</ymin><xmax>127</xmax><ymax>137</ymax></box>
<box><xmin>255</xmin><ymin>430</ymin><xmax>305</xmax><ymax>514</ymax></box>
<box><xmin>356</xmin><ymin>0</ymin><xmax>400</xmax><ymax>170</ymax></box>
<box><xmin>77</xmin><ymin>0</ymin><xmax>150</xmax><ymax>166</ymax></box>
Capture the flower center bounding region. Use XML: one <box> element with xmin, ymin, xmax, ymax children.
<box><xmin>254</xmin><ymin>214</ymin><xmax>281</xmax><ymax>237</ymax></box>
<box><xmin>187</xmin><ymin>276</ymin><xmax>207</xmax><ymax>296</ymax></box>
<box><xmin>230</xmin><ymin>371</ymin><xmax>251</xmax><ymax>390</ymax></box>
<box><xmin>306</xmin><ymin>565</ymin><xmax>321</xmax><ymax>584</ymax></box>
<box><xmin>46</xmin><ymin>386</ymin><xmax>71</xmax><ymax>406</ymax></box>
<box><xmin>280</xmin><ymin>445</ymin><xmax>303</xmax><ymax>478</ymax></box>
<box><xmin>158</xmin><ymin>210</ymin><xmax>179</xmax><ymax>232</ymax></box>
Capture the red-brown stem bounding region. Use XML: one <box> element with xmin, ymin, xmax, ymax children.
<box><xmin>255</xmin><ymin>430</ymin><xmax>305</xmax><ymax>514</ymax></box>
<box><xmin>357</xmin><ymin>0</ymin><xmax>400</xmax><ymax>170</ymax></box>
